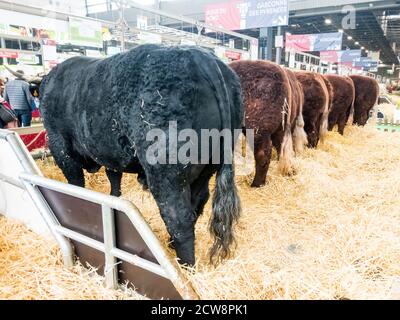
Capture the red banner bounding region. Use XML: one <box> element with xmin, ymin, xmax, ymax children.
<box><xmin>205</xmin><ymin>1</ymin><xmax>241</xmax><ymax>30</ymax></box>
<box><xmin>285</xmin><ymin>34</ymin><xmax>313</xmax><ymax>52</ymax></box>
<box><xmin>225</xmin><ymin>50</ymin><xmax>241</xmax><ymax>60</ymax></box>
<box><xmin>20</xmin><ymin>131</ymin><xmax>47</xmax><ymax>152</ymax></box>
<box><xmin>0</xmin><ymin>51</ymin><xmax>18</xmax><ymax>59</ymax></box>
<box><xmin>205</xmin><ymin>0</ymin><xmax>289</xmax><ymax>30</ymax></box>
<box><xmin>320</xmin><ymin>51</ymin><xmax>340</xmax><ymax>63</ymax></box>
<box><xmin>286</xmin><ymin>32</ymin><xmax>343</xmax><ymax>52</ymax></box>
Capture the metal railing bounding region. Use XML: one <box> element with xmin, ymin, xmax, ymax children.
<box><xmin>0</xmin><ymin>129</ymin><xmax>197</xmax><ymax>299</ymax></box>
<box><xmin>376</xmin><ymin>118</ymin><xmax>400</xmax><ymax>132</ymax></box>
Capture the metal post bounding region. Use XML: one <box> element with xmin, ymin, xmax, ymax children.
<box><xmin>154</xmin><ymin>0</ymin><xmax>161</xmax><ymax>25</ymax></box>
<box><xmin>114</xmin><ymin>0</ymin><xmax>127</xmax><ymax>52</ymax></box>
<box><xmin>260</xmin><ymin>27</ymin><xmax>274</xmax><ymax>61</ymax></box>
<box><xmin>84</xmin><ymin>0</ymin><xmax>89</xmax><ymax>16</ymax></box>
<box><xmin>102</xmin><ymin>205</ymin><xmax>119</xmax><ymax>289</ymax></box>
<box><xmin>276</xmin><ymin>26</ymin><xmax>282</xmax><ymax>65</ymax></box>
<box><xmin>1</xmin><ymin>37</ymin><xmax>7</xmax><ymax>65</ymax></box>
<box><xmin>120</xmin><ymin>3</ymin><xmax>125</xmax><ymax>52</ymax></box>
<box><xmin>266</xmin><ymin>27</ymin><xmax>274</xmax><ymax>61</ymax></box>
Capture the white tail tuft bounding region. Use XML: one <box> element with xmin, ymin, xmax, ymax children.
<box><xmin>293</xmin><ymin>113</ymin><xmax>308</xmax><ymax>154</ymax></box>
<box><xmin>278</xmin><ymin>129</ymin><xmax>294</xmax><ymax>175</ymax></box>
<box><xmin>347</xmin><ymin>78</ymin><xmax>356</xmax><ymax>125</ymax></box>
<box><xmin>278</xmin><ymin>98</ymin><xmax>296</xmax><ymax>175</ymax></box>
<box><xmin>319</xmin><ymin>76</ymin><xmax>331</xmax><ymax>143</ymax></box>
<box><xmin>319</xmin><ymin>97</ymin><xmax>330</xmax><ymax>143</ymax></box>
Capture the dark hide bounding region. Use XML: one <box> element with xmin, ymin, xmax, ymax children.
<box><xmin>40</xmin><ymin>44</ymin><xmax>244</xmax><ymax>266</ymax></box>
<box><xmin>322</xmin><ymin>76</ymin><xmax>334</xmax><ymax>110</ymax></box>
<box><xmin>295</xmin><ymin>71</ymin><xmax>330</xmax><ymax>148</ymax></box>
<box><xmin>284</xmin><ymin>69</ymin><xmax>308</xmax><ymax>154</ymax></box>
<box><xmin>349</xmin><ymin>75</ymin><xmax>380</xmax><ymax>126</ymax></box>
<box><xmin>229</xmin><ymin>60</ymin><xmax>298</xmax><ymax>187</ymax></box>
<box><xmin>323</xmin><ymin>74</ymin><xmax>355</xmax><ymax>135</ymax></box>
<box><xmin>285</xmin><ymin>69</ymin><xmax>304</xmax><ymax>127</ymax></box>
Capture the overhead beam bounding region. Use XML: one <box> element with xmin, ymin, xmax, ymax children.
<box><xmin>290</xmin><ymin>0</ymin><xmax>400</xmax><ymax>17</ymax></box>
<box><xmin>122</xmin><ymin>0</ymin><xmax>256</xmax><ymax>41</ymax></box>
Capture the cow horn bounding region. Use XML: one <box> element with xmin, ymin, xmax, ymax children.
<box><xmin>3</xmin><ymin>65</ymin><xmax>42</xmax><ymax>83</ymax></box>
<box><xmin>4</xmin><ymin>65</ymin><xmax>28</xmax><ymax>80</ymax></box>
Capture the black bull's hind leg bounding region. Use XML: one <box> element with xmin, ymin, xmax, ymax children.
<box><xmin>145</xmin><ymin>166</ymin><xmax>196</xmax><ymax>266</ymax></box>
<box><xmin>106</xmin><ymin>169</ymin><xmax>123</xmax><ymax>197</ymax></box>
<box><xmin>168</xmin><ymin>165</ymin><xmax>216</xmax><ymax>250</ymax></box>
<box><xmin>47</xmin><ymin>133</ymin><xmax>85</xmax><ymax>188</ymax></box>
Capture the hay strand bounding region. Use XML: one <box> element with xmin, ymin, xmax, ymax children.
<box><xmin>2</xmin><ymin>124</ymin><xmax>400</xmax><ymax>300</ymax></box>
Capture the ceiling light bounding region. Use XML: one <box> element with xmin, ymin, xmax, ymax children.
<box><xmin>325</xmin><ymin>19</ymin><xmax>332</xmax><ymax>25</ymax></box>
<box><xmin>347</xmin><ymin>36</ymin><xmax>353</xmax><ymax>40</ymax></box>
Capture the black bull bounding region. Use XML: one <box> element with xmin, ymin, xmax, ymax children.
<box><xmin>40</xmin><ymin>44</ymin><xmax>244</xmax><ymax>266</ymax></box>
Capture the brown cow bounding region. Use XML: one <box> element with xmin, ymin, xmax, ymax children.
<box><xmin>285</xmin><ymin>68</ymin><xmax>308</xmax><ymax>154</ymax></box>
<box><xmin>323</xmin><ymin>74</ymin><xmax>355</xmax><ymax>135</ymax></box>
<box><xmin>295</xmin><ymin>71</ymin><xmax>330</xmax><ymax>148</ymax></box>
<box><xmin>229</xmin><ymin>60</ymin><xmax>307</xmax><ymax>187</ymax></box>
<box><xmin>349</xmin><ymin>75</ymin><xmax>380</xmax><ymax>126</ymax></box>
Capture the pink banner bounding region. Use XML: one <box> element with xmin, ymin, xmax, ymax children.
<box><xmin>339</xmin><ymin>61</ymin><xmax>362</xmax><ymax>70</ymax></box>
<box><xmin>320</xmin><ymin>51</ymin><xmax>340</xmax><ymax>63</ymax></box>
<box><xmin>285</xmin><ymin>34</ymin><xmax>313</xmax><ymax>52</ymax></box>
<box><xmin>205</xmin><ymin>1</ymin><xmax>241</xmax><ymax>30</ymax></box>
<box><xmin>0</xmin><ymin>50</ymin><xmax>18</xmax><ymax>59</ymax></box>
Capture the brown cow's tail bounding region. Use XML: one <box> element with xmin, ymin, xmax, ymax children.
<box><xmin>319</xmin><ymin>77</ymin><xmax>331</xmax><ymax>143</ymax></box>
<box><xmin>347</xmin><ymin>78</ymin><xmax>356</xmax><ymax>125</ymax></box>
<box><xmin>278</xmin><ymin>97</ymin><xmax>295</xmax><ymax>175</ymax></box>
<box><xmin>292</xmin><ymin>86</ymin><xmax>308</xmax><ymax>154</ymax></box>
<box><xmin>293</xmin><ymin>111</ymin><xmax>308</xmax><ymax>154</ymax></box>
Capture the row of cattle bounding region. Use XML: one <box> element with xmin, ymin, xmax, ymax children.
<box><xmin>230</xmin><ymin>60</ymin><xmax>380</xmax><ymax>187</ymax></box>
<box><xmin>38</xmin><ymin>44</ymin><xmax>379</xmax><ymax>267</ymax></box>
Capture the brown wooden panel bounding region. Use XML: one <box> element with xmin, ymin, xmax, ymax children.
<box><xmin>38</xmin><ymin>187</ymin><xmax>183</xmax><ymax>300</ymax></box>
<box><xmin>38</xmin><ymin>187</ymin><xmax>105</xmax><ymax>272</ymax></box>
<box><xmin>114</xmin><ymin>210</ymin><xmax>158</xmax><ymax>265</ymax></box>
<box><xmin>119</xmin><ymin>261</ymin><xmax>183</xmax><ymax>300</ymax></box>
<box><xmin>38</xmin><ymin>187</ymin><xmax>104</xmax><ymax>241</ymax></box>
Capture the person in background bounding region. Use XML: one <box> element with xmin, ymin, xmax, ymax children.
<box><xmin>0</xmin><ymin>77</ymin><xmax>5</xmax><ymax>97</ymax></box>
<box><xmin>0</xmin><ymin>78</ymin><xmax>5</xmax><ymax>128</ymax></box>
<box><xmin>3</xmin><ymin>70</ymin><xmax>33</xmax><ymax>127</ymax></box>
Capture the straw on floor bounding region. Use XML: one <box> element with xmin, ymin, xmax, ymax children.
<box><xmin>2</xmin><ymin>124</ymin><xmax>400</xmax><ymax>300</ymax></box>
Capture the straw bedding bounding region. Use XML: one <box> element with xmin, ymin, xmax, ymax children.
<box><xmin>0</xmin><ymin>216</ymin><xmax>144</xmax><ymax>299</ymax></box>
<box><xmin>1</xmin><ymin>124</ymin><xmax>400</xmax><ymax>300</ymax></box>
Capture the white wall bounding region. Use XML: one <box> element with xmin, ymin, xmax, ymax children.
<box><xmin>0</xmin><ymin>133</ymin><xmax>50</xmax><ymax>236</ymax></box>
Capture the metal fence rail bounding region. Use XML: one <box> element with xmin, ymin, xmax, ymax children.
<box><xmin>376</xmin><ymin>119</ymin><xmax>400</xmax><ymax>132</ymax></box>
<box><xmin>0</xmin><ymin>129</ymin><xmax>198</xmax><ymax>300</ymax></box>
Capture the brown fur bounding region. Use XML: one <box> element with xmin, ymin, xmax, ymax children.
<box><xmin>295</xmin><ymin>71</ymin><xmax>331</xmax><ymax>148</ymax></box>
<box><xmin>349</xmin><ymin>75</ymin><xmax>380</xmax><ymax>126</ymax></box>
<box><xmin>229</xmin><ymin>60</ymin><xmax>299</xmax><ymax>187</ymax></box>
<box><xmin>285</xmin><ymin>69</ymin><xmax>308</xmax><ymax>155</ymax></box>
<box><xmin>323</xmin><ymin>74</ymin><xmax>355</xmax><ymax>135</ymax></box>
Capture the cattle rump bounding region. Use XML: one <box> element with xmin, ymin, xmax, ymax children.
<box><xmin>40</xmin><ymin>44</ymin><xmax>244</xmax><ymax>266</ymax></box>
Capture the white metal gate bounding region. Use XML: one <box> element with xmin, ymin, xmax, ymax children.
<box><xmin>0</xmin><ymin>129</ymin><xmax>198</xmax><ymax>300</ymax></box>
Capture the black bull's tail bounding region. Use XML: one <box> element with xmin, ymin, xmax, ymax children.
<box><xmin>191</xmin><ymin>49</ymin><xmax>242</xmax><ymax>264</ymax></box>
<box><xmin>211</xmin><ymin>164</ymin><xmax>241</xmax><ymax>263</ymax></box>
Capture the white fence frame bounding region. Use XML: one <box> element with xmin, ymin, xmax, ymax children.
<box><xmin>0</xmin><ymin>129</ymin><xmax>197</xmax><ymax>300</ymax></box>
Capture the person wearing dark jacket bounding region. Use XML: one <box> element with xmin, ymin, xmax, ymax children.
<box><xmin>3</xmin><ymin>71</ymin><xmax>33</xmax><ymax>127</ymax></box>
